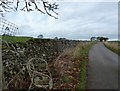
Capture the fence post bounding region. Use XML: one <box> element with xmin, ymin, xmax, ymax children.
<box><xmin>0</xmin><ymin>35</ymin><xmax>2</xmax><ymax>90</ymax></box>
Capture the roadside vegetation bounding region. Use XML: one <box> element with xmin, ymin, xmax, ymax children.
<box><xmin>51</xmin><ymin>42</ymin><xmax>94</xmax><ymax>90</ymax></box>
<box><xmin>2</xmin><ymin>35</ymin><xmax>96</xmax><ymax>90</ymax></box>
<box><xmin>104</xmin><ymin>41</ymin><xmax>120</xmax><ymax>56</ymax></box>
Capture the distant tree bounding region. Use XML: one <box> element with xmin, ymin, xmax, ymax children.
<box><xmin>59</xmin><ymin>38</ymin><xmax>66</xmax><ymax>40</ymax></box>
<box><xmin>97</xmin><ymin>37</ymin><xmax>100</xmax><ymax>41</ymax></box>
<box><xmin>99</xmin><ymin>37</ymin><xmax>103</xmax><ymax>41</ymax></box>
<box><xmin>104</xmin><ymin>37</ymin><xmax>109</xmax><ymax>41</ymax></box>
<box><xmin>0</xmin><ymin>0</ymin><xmax>58</xmax><ymax>19</ymax></box>
<box><xmin>97</xmin><ymin>37</ymin><xmax>109</xmax><ymax>41</ymax></box>
<box><xmin>54</xmin><ymin>37</ymin><xmax>58</xmax><ymax>40</ymax></box>
<box><xmin>91</xmin><ymin>36</ymin><xmax>109</xmax><ymax>42</ymax></box>
<box><xmin>37</xmin><ymin>34</ymin><xmax>43</xmax><ymax>38</ymax></box>
<box><xmin>90</xmin><ymin>37</ymin><xmax>96</xmax><ymax>41</ymax></box>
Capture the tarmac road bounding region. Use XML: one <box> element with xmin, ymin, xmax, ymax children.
<box><xmin>87</xmin><ymin>42</ymin><xmax>119</xmax><ymax>89</ymax></box>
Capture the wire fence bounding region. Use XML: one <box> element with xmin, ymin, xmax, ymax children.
<box><xmin>0</xmin><ymin>17</ymin><xmax>18</xmax><ymax>36</ymax></box>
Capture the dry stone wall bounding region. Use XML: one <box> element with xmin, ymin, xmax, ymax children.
<box><xmin>2</xmin><ymin>38</ymin><xmax>80</xmax><ymax>89</ymax></box>
<box><xmin>24</xmin><ymin>39</ymin><xmax>79</xmax><ymax>62</ymax></box>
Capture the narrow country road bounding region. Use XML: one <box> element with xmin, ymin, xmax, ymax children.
<box><xmin>87</xmin><ymin>42</ymin><xmax>119</xmax><ymax>89</ymax></box>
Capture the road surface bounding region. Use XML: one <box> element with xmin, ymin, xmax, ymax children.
<box><xmin>87</xmin><ymin>42</ymin><xmax>119</xmax><ymax>89</ymax></box>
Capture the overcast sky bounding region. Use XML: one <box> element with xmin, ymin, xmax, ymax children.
<box><xmin>3</xmin><ymin>1</ymin><xmax>118</xmax><ymax>40</ymax></box>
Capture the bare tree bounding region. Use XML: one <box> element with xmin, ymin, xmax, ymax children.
<box><xmin>0</xmin><ymin>0</ymin><xmax>58</xmax><ymax>19</ymax></box>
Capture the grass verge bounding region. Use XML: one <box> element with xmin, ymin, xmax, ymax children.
<box><xmin>76</xmin><ymin>43</ymin><xmax>94</xmax><ymax>89</ymax></box>
<box><xmin>53</xmin><ymin>42</ymin><xmax>95</xmax><ymax>89</ymax></box>
<box><xmin>104</xmin><ymin>42</ymin><xmax>120</xmax><ymax>56</ymax></box>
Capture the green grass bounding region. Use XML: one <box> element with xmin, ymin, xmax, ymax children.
<box><xmin>72</xmin><ymin>42</ymin><xmax>95</xmax><ymax>90</ymax></box>
<box><xmin>76</xmin><ymin>43</ymin><xmax>93</xmax><ymax>90</ymax></box>
<box><xmin>2</xmin><ymin>35</ymin><xmax>32</xmax><ymax>43</ymax></box>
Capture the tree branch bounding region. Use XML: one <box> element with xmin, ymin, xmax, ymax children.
<box><xmin>42</xmin><ymin>1</ymin><xmax>58</xmax><ymax>19</ymax></box>
<box><xmin>0</xmin><ymin>0</ymin><xmax>58</xmax><ymax>19</ymax></box>
<box><xmin>32</xmin><ymin>1</ymin><xmax>45</xmax><ymax>14</ymax></box>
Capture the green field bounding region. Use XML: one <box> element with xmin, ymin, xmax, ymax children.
<box><xmin>2</xmin><ymin>35</ymin><xmax>32</xmax><ymax>43</ymax></box>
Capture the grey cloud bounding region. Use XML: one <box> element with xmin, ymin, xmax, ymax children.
<box><xmin>5</xmin><ymin>2</ymin><xmax>118</xmax><ymax>40</ymax></box>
